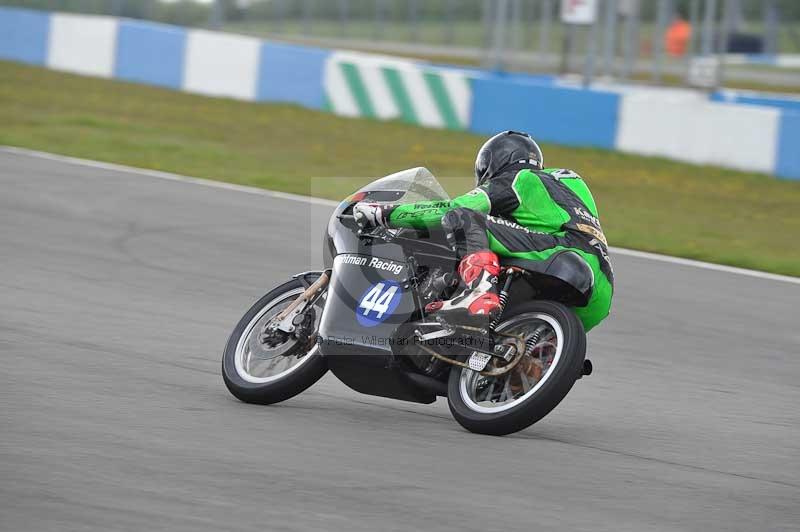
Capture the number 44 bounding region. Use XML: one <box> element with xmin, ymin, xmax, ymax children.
<box><xmin>360</xmin><ymin>283</ymin><xmax>398</xmax><ymax>319</ymax></box>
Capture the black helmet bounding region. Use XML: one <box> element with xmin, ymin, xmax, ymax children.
<box><xmin>474</xmin><ymin>131</ymin><xmax>544</xmax><ymax>186</ymax></box>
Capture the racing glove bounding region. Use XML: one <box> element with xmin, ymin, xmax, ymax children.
<box><xmin>353</xmin><ymin>202</ymin><xmax>394</xmax><ymax>229</ymax></box>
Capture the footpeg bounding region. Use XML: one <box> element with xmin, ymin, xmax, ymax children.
<box><xmin>414</xmin><ymin>328</ymin><xmax>455</xmax><ymax>341</ymax></box>
<box><xmin>414</xmin><ymin>321</ymin><xmax>455</xmax><ymax>341</ymax></box>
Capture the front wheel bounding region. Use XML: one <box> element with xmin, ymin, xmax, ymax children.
<box><xmin>222</xmin><ymin>277</ymin><xmax>328</xmax><ymax>405</ymax></box>
<box><xmin>447</xmin><ymin>300</ymin><xmax>586</xmax><ymax>436</ymax></box>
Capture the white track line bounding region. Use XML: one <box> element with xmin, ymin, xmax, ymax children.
<box><xmin>3</xmin><ymin>145</ymin><xmax>798</xmax><ymax>286</ymax></box>
<box><xmin>606</xmin><ymin>247</ymin><xmax>799</xmax><ymax>285</ymax></box>
<box><xmin>0</xmin><ymin>145</ymin><xmax>337</xmax><ymax>207</ymax></box>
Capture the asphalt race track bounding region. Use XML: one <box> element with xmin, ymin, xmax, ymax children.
<box><xmin>2</xmin><ymin>149</ymin><xmax>799</xmax><ymax>532</ymax></box>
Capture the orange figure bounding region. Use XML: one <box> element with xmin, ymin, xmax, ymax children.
<box><xmin>665</xmin><ymin>13</ymin><xmax>692</xmax><ymax>57</ymax></box>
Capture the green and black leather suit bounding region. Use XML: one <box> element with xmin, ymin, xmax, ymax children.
<box><xmin>388</xmin><ymin>163</ymin><xmax>614</xmax><ymax>331</ymax></box>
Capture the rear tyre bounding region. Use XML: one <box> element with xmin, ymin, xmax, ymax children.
<box><xmin>447</xmin><ymin>300</ymin><xmax>586</xmax><ymax>436</ymax></box>
<box><xmin>222</xmin><ymin>277</ymin><xmax>327</xmax><ymax>405</ymax></box>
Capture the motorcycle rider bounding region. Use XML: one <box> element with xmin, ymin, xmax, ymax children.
<box><xmin>354</xmin><ymin>131</ymin><xmax>614</xmax><ymax>332</ymax></box>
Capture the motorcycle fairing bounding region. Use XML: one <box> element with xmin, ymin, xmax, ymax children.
<box><xmin>317</xmin><ymin>252</ymin><xmax>416</xmax><ymax>356</ymax></box>
<box><xmin>317</xmin><ymin>252</ymin><xmax>437</xmax><ymax>404</ymax></box>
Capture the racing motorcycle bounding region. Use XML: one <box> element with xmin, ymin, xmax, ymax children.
<box><xmin>222</xmin><ymin>168</ymin><xmax>593</xmax><ymax>435</ymax></box>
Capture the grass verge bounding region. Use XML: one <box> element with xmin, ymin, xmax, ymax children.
<box><xmin>1</xmin><ymin>60</ymin><xmax>798</xmax><ymax>276</ymax></box>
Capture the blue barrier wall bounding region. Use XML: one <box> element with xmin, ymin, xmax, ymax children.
<box><xmin>257</xmin><ymin>42</ymin><xmax>329</xmax><ymax>109</ymax></box>
<box><xmin>0</xmin><ymin>7</ymin><xmax>49</xmax><ymax>65</ymax></box>
<box><xmin>442</xmin><ymin>66</ymin><xmax>557</xmax><ymax>86</ymax></box>
<box><xmin>712</xmin><ymin>91</ymin><xmax>800</xmax><ymax>113</ymax></box>
<box><xmin>115</xmin><ymin>20</ymin><xmax>186</xmax><ymax>89</ymax></box>
<box><xmin>776</xmin><ymin>111</ymin><xmax>800</xmax><ymax>179</ymax></box>
<box><xmin>470</xmin><ymin>78</ymin><xmax>620</xmax><ymax>149</ymax></box>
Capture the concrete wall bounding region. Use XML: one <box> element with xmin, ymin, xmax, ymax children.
<box><xmin>470</xmin><ymin>78</ymin><xmax>620</xmax><ymax>149</ymax></box>
<box><xmin>1</xmin><ymin>6</ymin><xmax>798</xmax><ymax>180</ymax></box>
<box><xmin>323</xmin><ymin>51</ymin><xmax>471</xmax><ymax>130</ymax></box>
<box><xmin>617</xmin><ymin>93</ymin><xmax>780</xmax><ymax>174</ymax></box>
<box><xmin>0</xmin><ymin>7</ymin><xmax>332</xmax><ymax>110</ymax></box>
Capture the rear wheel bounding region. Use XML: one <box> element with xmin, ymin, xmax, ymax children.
<box><xmin>447</xmin><ymin>300</ymin><xmax>586</xmax><ymax>435</ymax></box>
<box><xmin>222</xmin><ymin>278</ymin><xmax>327</xmax><ymax>405</ymax></box>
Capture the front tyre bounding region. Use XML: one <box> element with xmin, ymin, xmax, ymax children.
<box><xmin>222</xmin><ymin>277</ymin><xmax>327</xmax><ymax>405</ymax></box>
<box><xmin>447</xmin><ymin>300</ymin><xmax>586</xmax><ymax>436</ymax></box>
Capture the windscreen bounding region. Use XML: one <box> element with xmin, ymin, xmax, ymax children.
<box><xmin>354</xmin><ymin>167</ymin><xmax>449</xmax><ymax>204</ymax></box>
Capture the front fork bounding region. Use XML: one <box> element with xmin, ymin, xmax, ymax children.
<box><xmin>270</xmin><ymin>270</ymin><xmax>330</xmax><ymax>335</ymax></box>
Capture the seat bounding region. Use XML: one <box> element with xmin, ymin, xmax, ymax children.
<box><xmin>502</xmin><ymin>250</ymin><xmax>594</xmax><ymax>307</ymax></box>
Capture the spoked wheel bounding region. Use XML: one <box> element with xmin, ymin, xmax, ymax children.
<box><xmin>222</xmin><ymin>277</ymin><xmax>328</xmax><ymax>405</ymax></box>
<box><xmin>447</xmin><ymin>300</ymin><xmax>586</xmax><ymax>436</ymax></box>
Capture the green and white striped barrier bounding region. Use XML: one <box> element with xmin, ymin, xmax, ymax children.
<box><xmin>324</xmin><ymin>51</ymin><xmax>472</xmax><ymax>130</ymax></box>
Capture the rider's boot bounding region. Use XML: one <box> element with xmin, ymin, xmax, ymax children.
<box><xmin>425</xmin><ymin>250</ymin><xmax>501</xmax><ymax>325</ymax></box>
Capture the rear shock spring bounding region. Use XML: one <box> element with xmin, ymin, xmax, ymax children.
<box><xmin>524</xmin><ymin>329</ymin><xmax>544</xmax><ymax>357</ymax></box>
<box><xmin>487</xmin><ymin>271</ymin><xmax>516</xmax><ymax>332</ymax></box>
